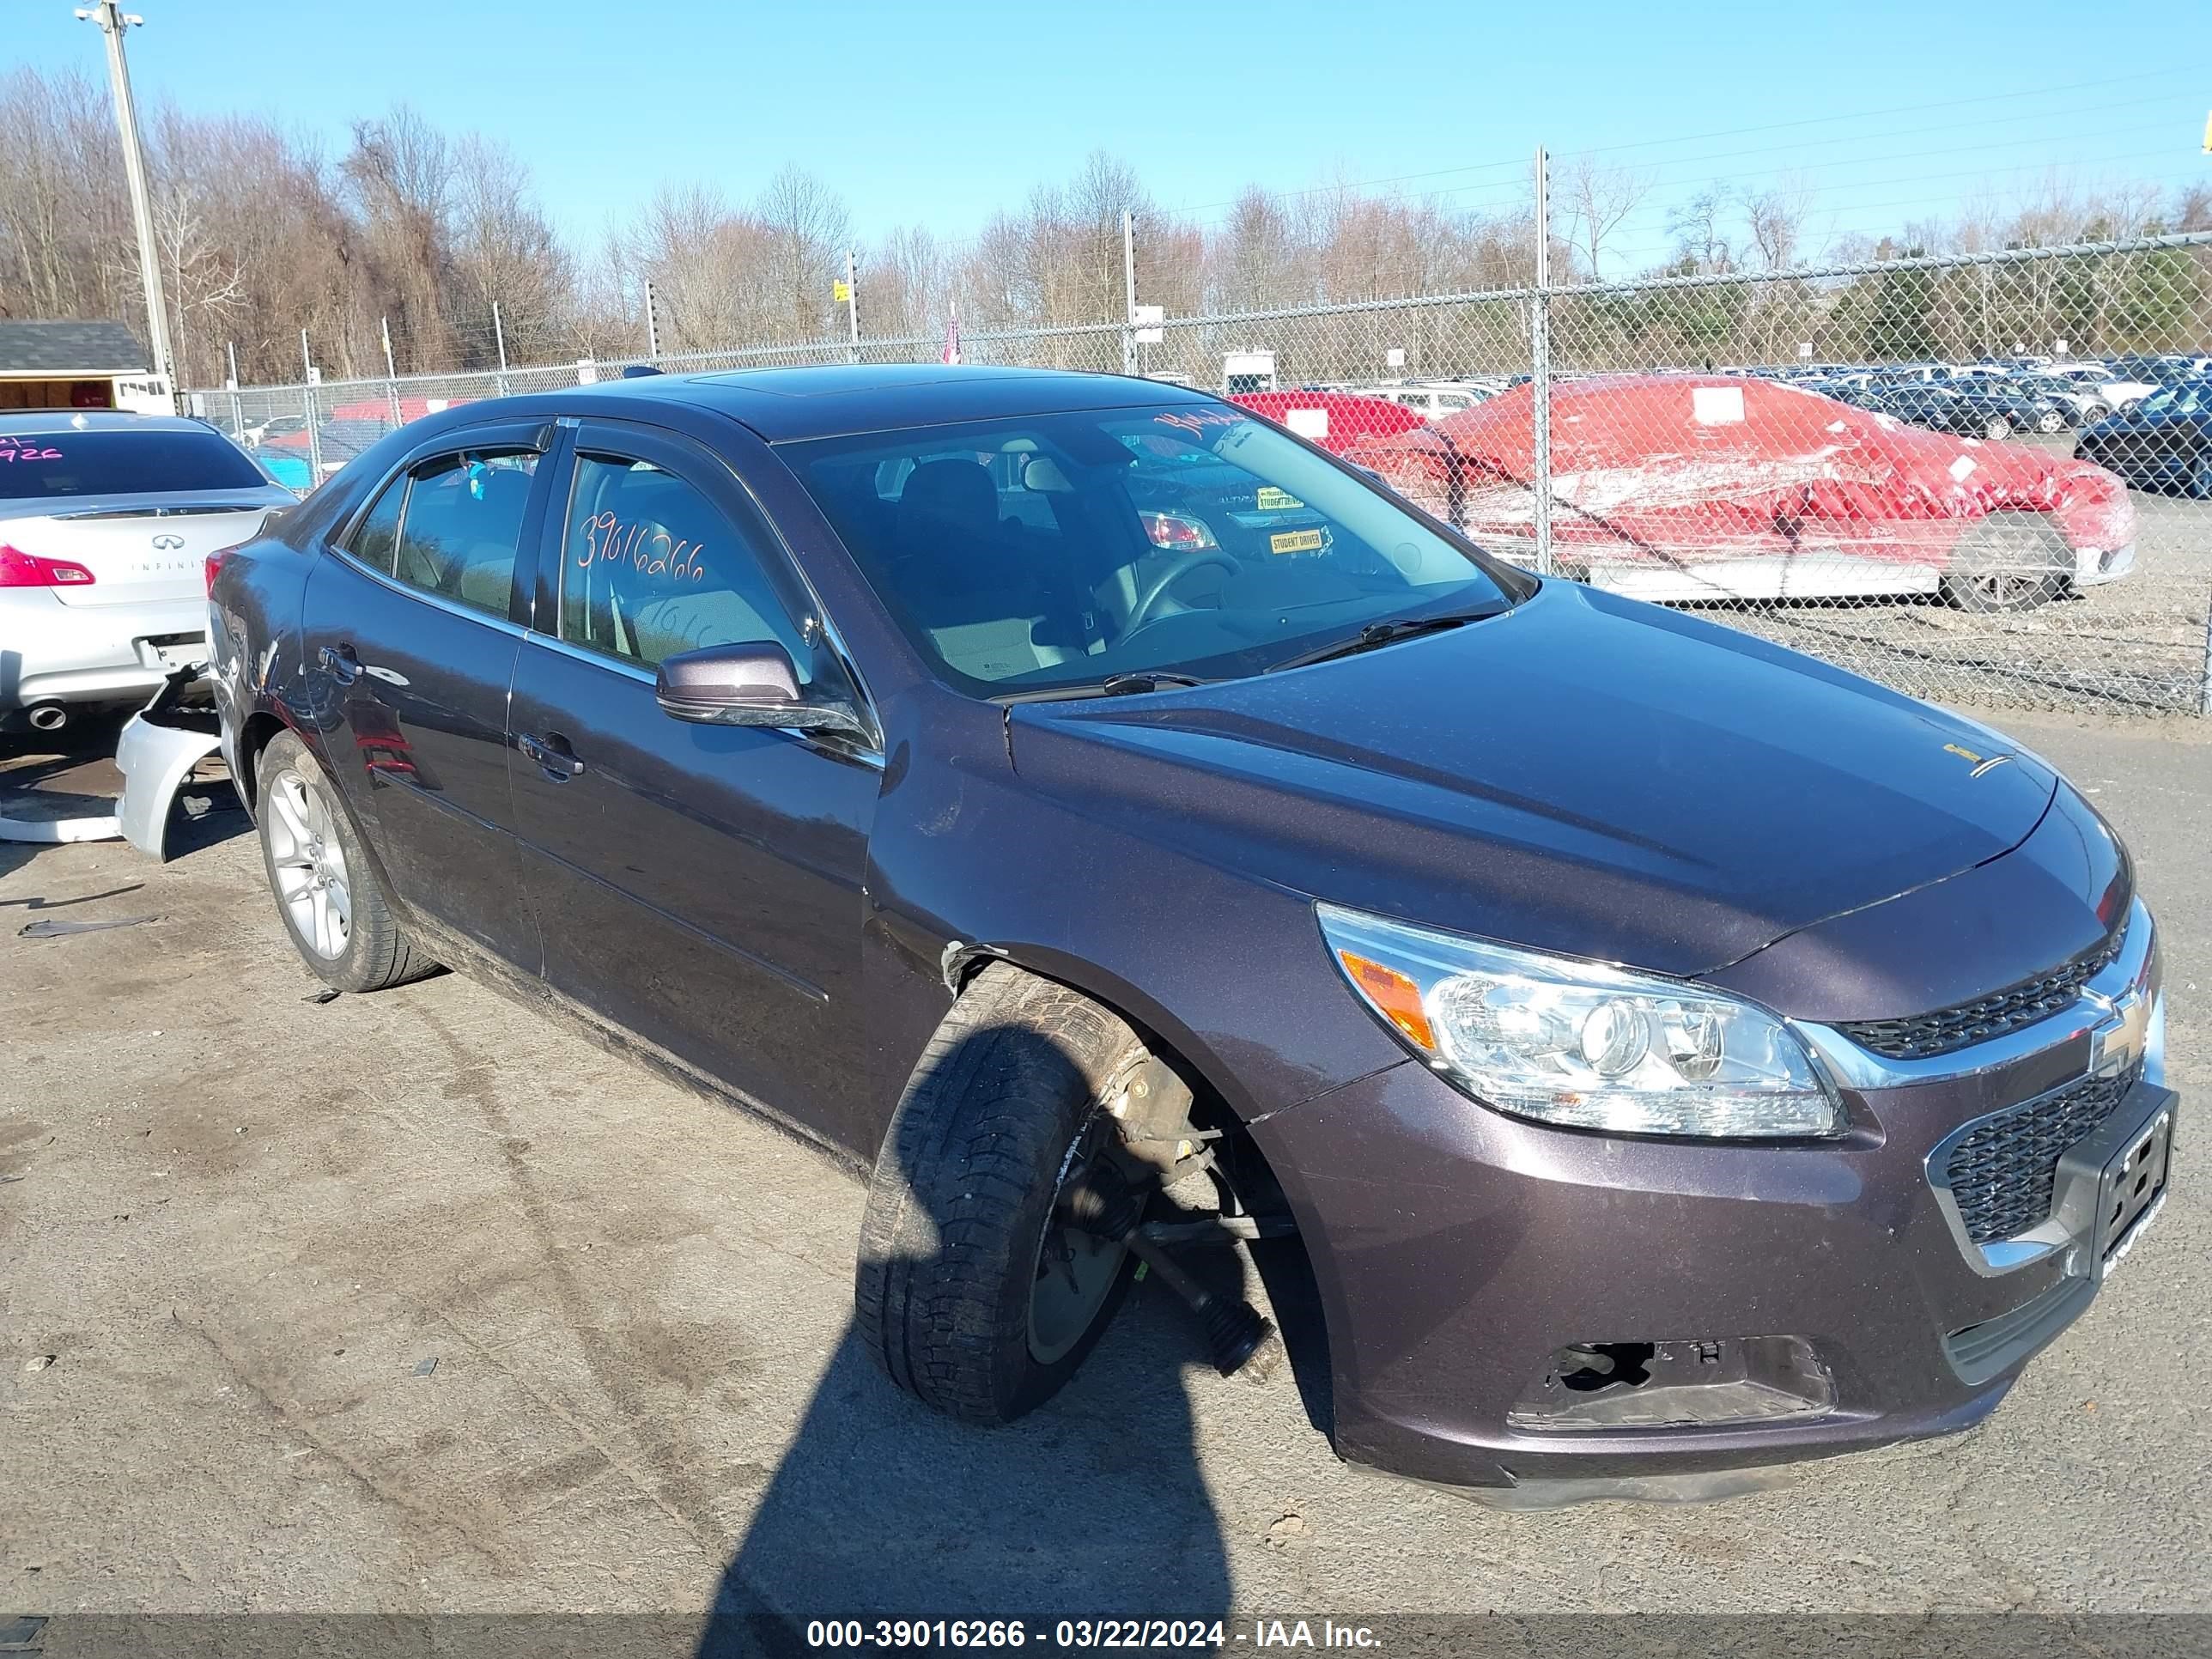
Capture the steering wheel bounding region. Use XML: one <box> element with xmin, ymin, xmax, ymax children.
<box><xmin>1122</xmin><ymin>549</ymin><xmax>1243</xmax><ymax>639</ymax></box>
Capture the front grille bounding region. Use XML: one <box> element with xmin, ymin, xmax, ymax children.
<box><xmin>1945</xmin><ymin>1068</ymin><xmax>2136</xmax><ymax>1244</ymax></box>
<box><xmin>1838</xmin><ymin>925</ymin><xmax>2124</xmax><ymax>1060</ymax></box>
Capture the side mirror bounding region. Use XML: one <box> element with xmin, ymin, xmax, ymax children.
<box><xmin>653</xmin><ymin>641</ymin><xmax>866</xmax><ymax>737</ymax></box>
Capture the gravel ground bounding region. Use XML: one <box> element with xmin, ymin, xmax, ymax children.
<box><xmin>0</xmin><ymin>706</ymin><xmax>2206</xmax><ymax>1630</ymax></box>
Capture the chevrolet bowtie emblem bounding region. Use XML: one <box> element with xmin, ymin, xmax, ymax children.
<box><xmin>1942</xmin><ymin>742</ymin><xmax>2012</xmax><ymax>778</ymax></box>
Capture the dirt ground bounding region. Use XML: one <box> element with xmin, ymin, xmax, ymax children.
<box><xmin>1</xmin><ymin>705</ymin><xmax>2207</xmax><ymax>1629</ymax></box>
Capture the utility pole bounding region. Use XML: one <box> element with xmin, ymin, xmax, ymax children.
<box><xmin>492</xmin><ymin>300</ymin><xmax>510</xmax><ymax>395</ymax></box>
<box><xmin>300</xmin><ymin>327</ymin><xmax>323</xmax><ymax>482</ymax></box>
<box><xmin>645</xmin><ymin>280</ymin><xmax>661</xmax><ymax>361</ymax></box>
<box><xmin>844</xmin><ymin>248</ymin><xmax>861</xmax><ymax>363</ymax></box>
<box><xmin>1530</xmin><ymin>146</ymin><xmax>1553</xmax><ymax>577</ymax></box>
<box><xmin>1121</xmin><ymin>210</ymin><xmax>1139</xmax><ymax>375</ymax></box>
<box><xmin>77</xmin><ymin>2</ymin><xmax>174</xmax><ymax>407</ymax></box>
<box><xmin>380</xmin><ymin>313</ymin><xmax>401</xmax><ymax>426</ymax></box>
<box><xmin>224</xmin><ymin>339</ymin><xmax>242</xmax><ymax>439</ymax></box>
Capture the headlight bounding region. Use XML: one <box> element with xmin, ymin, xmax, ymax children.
<box><xmin>1317</xmin><ymin>903</ymin><xmax>1842</xmax><ymax>1139</ymax></box>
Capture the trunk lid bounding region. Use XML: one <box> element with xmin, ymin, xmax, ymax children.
<box><xmin>0</xmin><ymin>492</ymin><xmax>287</xmax><ymax>607</ymax></box>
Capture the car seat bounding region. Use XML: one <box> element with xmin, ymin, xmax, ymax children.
<box><xmin>890</xmin><ymin>459</ymin><xmax>1079</xmax><ymax>679</ymax></box>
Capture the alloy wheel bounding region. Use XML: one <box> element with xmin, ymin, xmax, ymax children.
<box><xmin>265</xmin><ymin>769</ymin><xmax>353</xmax><ymax>960</ymax></box>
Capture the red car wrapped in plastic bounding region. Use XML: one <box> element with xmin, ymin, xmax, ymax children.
<box><xmin>1229</xmin><ymin>389</ymin><xmax>1427</xmax><ymax>455</ymax></box>
<box><xmin>1346</xmin><ymin>374</ymin><xmax>2137</xmax><ymax>611</ymax></box>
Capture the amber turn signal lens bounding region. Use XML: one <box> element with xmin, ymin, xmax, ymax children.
<box><xmin>1338</xmin><ymin>950</ymin><xmax>1437</xmax><ymax>1053</ymax></box>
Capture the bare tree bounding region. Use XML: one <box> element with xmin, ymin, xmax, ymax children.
<box><xmin>1667</xmin><ymin>185</ymin><xmax>1737</xmax><ymax>275</ymax></box>
<box><xmin>343</xmin><ymin>105</ymin><xmax>457</xmax><ymax>372</ymax></box>
<box><xmin>1560</xmin><ymin>155</ymin><xmax>1651</xmax><ymax>284</ymax></box>
<box><xmin>757</xmin><ymin>164</ymin><xmax>849</xmax><ymax>338</ymax></box>
<box><xmin>1742</xmin><ymin>173</ymin><xmax>1813</xmax><ymax>276</ymax></box>
<box><xmin>450</xmin><ymin>135</ymin><xmax>569</xmax><ymax>365</ymax></box>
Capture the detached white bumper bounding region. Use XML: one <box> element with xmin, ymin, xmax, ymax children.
<box><xmin>114</xmin><ymin>675</ymin><xmax>223</xmax><ymax>860</ymax></box>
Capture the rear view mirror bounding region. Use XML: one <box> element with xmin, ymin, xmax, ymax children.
<box><xmin>653</xmin><ymin>641</ymin><xmax>866</xmax><ymax>737</ymax></box>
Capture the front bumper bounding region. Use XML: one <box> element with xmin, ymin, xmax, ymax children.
<box><xmin>0</xmin><ymin>590</ymin><xmax>209</xmax><ymax>710</ymax></box>
<box><xmin>1252</xmin><ymin>916</ymin><xmax>2174</xmax><ymax>1502</ymax></box>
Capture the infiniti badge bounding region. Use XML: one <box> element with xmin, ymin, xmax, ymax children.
<box><xmin>152</xmin><ymin>533</ymin><xmax>185</xmax><ymax>550</ymax></box>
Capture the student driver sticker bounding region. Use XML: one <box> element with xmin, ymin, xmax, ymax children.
<box><xmin>1269</xmin><ymin>528</ymin><xmax>1324</xmax><ymax>555</ymax></box>
<box><xmin>1255</xmin><ymin>486</ymin><xmax>1303</xmax><ymax>512</ymax></box>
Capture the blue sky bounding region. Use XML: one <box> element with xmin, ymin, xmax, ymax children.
<box><xmin>9</xmin><ymin>0</ymin><xmax>2210</xmax><ymax>264</ymax></box>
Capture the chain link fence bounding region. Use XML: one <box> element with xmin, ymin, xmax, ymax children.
<box><xmin>190</xmin><ymin>232</ymin><xmax>2212</xmax><ymax>717</ymax></box>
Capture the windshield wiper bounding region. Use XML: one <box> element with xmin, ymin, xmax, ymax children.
<box><xmin>1262</xmin><ymin>605</ymin><xmax>1510</xmax><ymax>673</ymax></box>
<box><xmin>1101</xmin><ymin>671</ymin><xmax>1207</xmax><ymax>696</ymax></box>
<box><xmin>995</xmin><ymin>671</ymin><xmax>1211</xmax><ymax>704</ymax></box>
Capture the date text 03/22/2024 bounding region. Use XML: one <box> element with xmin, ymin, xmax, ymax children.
<box><xmin>804</xmin><ymin>1619</ymin><xmax>1382</xmax><ymax>1650</ymax></box>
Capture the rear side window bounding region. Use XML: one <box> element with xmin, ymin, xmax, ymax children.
<box><xmin>348</xmin><ymin>477</ymin><xmax>405</xmax><ymax>576</ymax></box>
<box><xmin>0</xmin><ymin>428</ymin><xmax>267</xmax><ymax>501</ymax></box>
<box><xmin>389</xmin><ymin>449</ymin><xmax>538</xmax><ymax>617</ymax></box>
<box><xmin>557</xmin><ymin>453</ymin><xmax>809</xmax><ymax>674</ymax></box>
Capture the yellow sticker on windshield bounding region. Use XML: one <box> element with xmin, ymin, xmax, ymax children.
<box><xmin>1269</xmin><ymin>528</ymin><xmax>1324</xmax><ymax>555</ymax></box>
<box><xmin>1255</xmin><ymin>486</ymin><xmax>1303</xmax><ymax>512</ymax></box>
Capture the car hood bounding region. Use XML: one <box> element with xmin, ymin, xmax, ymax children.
<box><xmin>1007</xmin><ymin>582</ymin><xmax>2057</xmax><ymax>978</ymax></box>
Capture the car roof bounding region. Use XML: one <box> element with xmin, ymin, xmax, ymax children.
<box><xmin>0</xmin><ymin>410</ymin><xmax>224</xmax><ymax>436</ymax></box>
<box><xmin>530</xmin><ymin>363</ymin><xmax>1217</xmax><ymax>443</ymax></box>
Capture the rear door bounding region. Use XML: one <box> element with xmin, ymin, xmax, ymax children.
<box><xmin>506</xmin><ymin>416</ymin><xmax>879</xmax><ymax>1149</ymax></box>
<box><xmin>298</xmin><ymin>419</ymin><xmax>554</xmax><ymax>970</ymax></box>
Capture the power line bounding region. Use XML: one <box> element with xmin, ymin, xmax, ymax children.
<box><xmin>1170</xmin><ymin>66</ymin><xmax>2202</xmax><ymax>220</ymax></box>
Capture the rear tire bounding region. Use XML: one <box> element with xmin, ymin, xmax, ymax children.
<box><xmin>1982</xmin><ymin>416</ymin><xmax>2013</xmax><ymax>441</ymax></box>
<box><xmin>255</xmin><ymin>731</ymin><xmax>436</xmax><ymax>992</ymax></box>
<box><xmin>1941</xmin><ymin>512</ymin><xmax>2071</xmax><ymax>614</ymax></box>
<box><xmin>856</xmin><ymin>962</ymin><xmax>1149</xmax><ymax>1424</ymax></box>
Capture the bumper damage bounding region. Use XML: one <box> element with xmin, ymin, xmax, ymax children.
<box><xmin>114</xmin><ymin>667</ymin><xmax>224</xmax><ymax>861</ymax></box>
<box><xmin>1249</xmin><ymin>962</ymin><xmax>2178</xmax><ymax>1506</ymax></box>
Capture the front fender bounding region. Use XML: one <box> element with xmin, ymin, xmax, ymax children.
<box><xmin>852</xmin><ymin>692</ymin><xmax>1407</xmax><ymax>1164</ymax></box>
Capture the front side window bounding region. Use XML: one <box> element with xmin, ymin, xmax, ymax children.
<box><xmin>2136</xmin><ymin>383</ymin><xmax>2206</xmax><ymax>416</ymax></box>
<box><xmin>783</xmin><ymin>406</ymin><xmax>1525</xmax><ymax>695</ymax></box>
<box><xmin>557</xmin><ymin>453</ymin><xmax>811</xmax><ymax>675</ymax></box>
<box><xmin>388</xmin><ymin>448</ymin><xmax>538</xmax><ymax>617</ymax></box>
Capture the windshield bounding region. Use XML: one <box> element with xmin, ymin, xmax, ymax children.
<box><xmin>2133</xmin><ymin>383</ymin><xmax>2207</xmax><ymax>416</ymax></box>
<box><xmin>781</xmin><ymin>406</ymin><xmax>1527</xmax><ymax>696</ymax></box>
<box><xmin>0</xmin><ymin>428</ymin><xmax>269</xmax><ymax>502</ymax></box>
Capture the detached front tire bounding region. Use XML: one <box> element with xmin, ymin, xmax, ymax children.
<box><xmin>255</xmin><ymin>731</ymin><xmax>436</xmax><ymax>992</ymax></box>
<box><xmin>856</xmin><ymin>962</ymin><xmax>1148</xmax><ymax>1423</ymax></box>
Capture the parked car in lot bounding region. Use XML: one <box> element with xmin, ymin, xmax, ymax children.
<box><xmin>2074</xmin><ymin>378</ymin><xmax>2212</xmax><ymax>497</ymax></box>
<box><xmin>0</xmin><ymin>411</ymin><xmax>295</xmax><ymax>730</ymax></box>
<box><xmin>2009</xmin><ymin>374</ymin><xmax>2114</xmax><ymax>429</ymax></box>
<box><xmin>1865</xmin><ymin>382</ymin><xmax>2050</xmax><ymax>440</ymax></box>
<box><xmin>1226</xmin><ymin>387</ymin><xmax>1426</xmax><ymax>453</ymax></box>
<box><xmin>1364</xmin><ymin>380</ymin><xmax>1497</xmax><ymax>421</ymax></box>
<box><xmin>1347</xmin><ymin>374</ymin><xmax>2136</xmax><ymax>609</ymax></box>
<box><xmin>166</xmin><ymin>365</ymin><xmax>2175</xmax><ymax>1505</ymax></box>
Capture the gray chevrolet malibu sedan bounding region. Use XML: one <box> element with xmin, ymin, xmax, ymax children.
<box><xmin>176</xmin><ymin>364</ymin><xmax>2174</xmax><ymax>1505</ymax></box>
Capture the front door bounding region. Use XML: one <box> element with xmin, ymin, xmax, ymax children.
<box><xmin>506</xmin><ymin>418</ymin><xmax>879</xmax><ymax>1152</ymax></box>
<box><xmin>298</xmin><ymin>425</ymin><xmax>552</xmax><ymax>970</ymax></box>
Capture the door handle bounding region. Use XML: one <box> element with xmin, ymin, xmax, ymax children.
<box><xmin>517</xmin><ymin>730</ymin><xmax>586</xmax><ymax>781</ymax></box>
<box><xmin>317</xmin><ymin>642</ymin><xmax>361</xmax><ymax>684</ymax></box>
